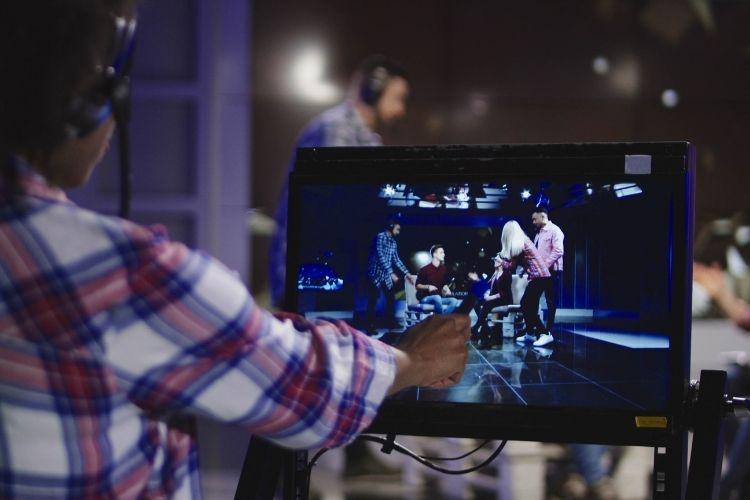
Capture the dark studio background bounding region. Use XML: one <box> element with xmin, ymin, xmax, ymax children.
<box><xmin>251</xmin><ymin>0</ymin><xmax>750</xmax><ymax>301</ymax></box>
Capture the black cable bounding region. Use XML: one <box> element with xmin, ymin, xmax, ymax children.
<box><xmin>306</xmin><ymin>438</ymin><xmax>507</xmax><ymax>478</ymax></box>
<box><xmin>418</xmin><ymin>439</ymin><xmax>491</xmax><ymax>461</ymax></box>
<box><xmin>307</xmin><ymin>447</ymin><xmax>330</xmax><ymax>472</ymax></box>
<box><xmin>357</xmin><ymin>435</ymin><xmax>507</xmax><ymax>475</ymax></box>
<box><xmin>116</xmin><ymin>117</ymin><xmax>131</xmax><ymax>219</ymax></box>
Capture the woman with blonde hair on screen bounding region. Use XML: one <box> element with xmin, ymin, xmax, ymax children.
<box><xmin>499</xmin><ymin>220</ymin><xmax>554</xmax><ymax>347</ymax></box>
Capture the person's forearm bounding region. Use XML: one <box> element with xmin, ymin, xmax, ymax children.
<box><xmin>388</xmin><ymin>348</ymin><xmax>417</xmax><ymax>395</ymax></box>
<box><xmin>715</xmin><ymin>287</ymin><xmax>750</xmax><ymax>331</ymax></box>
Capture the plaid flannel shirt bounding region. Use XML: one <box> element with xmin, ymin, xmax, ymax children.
<box><xmin>502</xmin><ymin>239</ymin><xmax>551</xmax><ymax>280</ymax></box>
<box><xmin>367</xmin><ymin>231</ymin><xmax>409</xmax><ymax>289</ymax></box>
<box><xmin>0</xmin><ymin>164</ymin><xmax>396</xmax><ymax>499</ymax></box>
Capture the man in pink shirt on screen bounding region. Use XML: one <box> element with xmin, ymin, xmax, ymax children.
<box><xmin>532</xmin><ymin>207</ymin><xmax>564</xmax><ymax>334</ymax></box>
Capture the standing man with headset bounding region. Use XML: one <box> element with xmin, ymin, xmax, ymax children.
<box><xmin>269</xmin><ymin>55</ymin><xmax>410</xmax><ymax>308</ymax></box>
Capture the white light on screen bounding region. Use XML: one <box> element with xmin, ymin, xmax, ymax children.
<box><xmin>413</xmin><ymin>251</ymin><xmax>431</xmax><ymax>269</ymax></box>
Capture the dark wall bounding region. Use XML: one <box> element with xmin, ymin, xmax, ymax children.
<box><xmin>252</xmin><ymin>0</ymin><xmax>750</xmax><ymax>296</ymax></box>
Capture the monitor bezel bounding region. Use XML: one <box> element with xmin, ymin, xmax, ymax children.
<box><xmin>285</xmin><ymin>142</ymin><xmax>694</xmax><ymax>446</ymax></box>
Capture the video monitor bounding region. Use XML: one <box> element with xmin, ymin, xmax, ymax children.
<box><xmin>286</xmin><ymin>143</ymin><xmax>694</xmax><ymax>446</ymax></box>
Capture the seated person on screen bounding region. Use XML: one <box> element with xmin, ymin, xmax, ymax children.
<box><xmin>472</xmin><ymin>252</ymin><xmax>513</xmax><ymax>347</ymax></box>
<box><xmin>416</xmin><ymin>244</ymin><xmax>461</xmax><ymax>314</ymax></box>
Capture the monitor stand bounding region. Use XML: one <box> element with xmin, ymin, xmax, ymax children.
<box><xmin>233</xmin><ymin>370</ymin><xmax>732</xmax><ymax>500</ymax></box>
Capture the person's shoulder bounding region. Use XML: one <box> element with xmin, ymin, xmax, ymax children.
<box><xmin>24</xmin><ymin>201</ymin><xmax>126</xmax><ymax>247</ymax></box>
<box><xmin>418</xmin><ymin>263</ymin><xmax>433</xmax><ymax>274</ymax></box>
<box><xmin>23</xmin><ymin>203</ymin><xmax>188</xmax><ymax>269</ymax></box>
<box><xmin>294</xmin><ymin>102</ymin><xmax>348</xmax><ymax>145</ymax></box>
<box><xmin>307</xmin><ymin>102</ymin><xmax>351</xmax><ymax>130</ymax></box>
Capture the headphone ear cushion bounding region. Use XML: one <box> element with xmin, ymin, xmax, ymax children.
<box><xmin>361</xmin><ymin>66</ymin><xmax>388</xmax><ymax>106</ymax></box>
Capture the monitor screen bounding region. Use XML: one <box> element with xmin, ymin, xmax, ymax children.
<box><xmin>286</xmin><ymin>143</ymin><xmax>693</xmax><ymax>444</ymax></box>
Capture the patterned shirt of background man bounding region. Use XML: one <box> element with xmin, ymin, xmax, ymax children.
<box><xmin>270</xmin><ymin>101</ymin><xmax>382</xmax><ymax>306</ymax></box>
<box><xmin>367</xmin><ymin>230</ymin><xmax>409</xmax><ymax>289</ymax></box>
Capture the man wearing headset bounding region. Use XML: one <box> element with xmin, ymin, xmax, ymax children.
<box><xmin>0</xmin><ymin>3</ymin><xmax>468</xmax><ymax>497</ymax></box>
<box><xmin>269</xmin><ymin>55</ymin><xmax>410</xmax><ymax>308</ymax></box>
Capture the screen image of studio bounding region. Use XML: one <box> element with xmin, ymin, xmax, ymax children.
<box><xmin>292</xmin><ymin>179</ymin><xmax>672</xmax><ymax>412</ymax></box>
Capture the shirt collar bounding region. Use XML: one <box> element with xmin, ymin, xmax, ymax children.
<box><xmin>343</xmin><ymin>100</ymin><xmax>382</xmax><ymax>143</ymax></box>
<box><xmin>539</xmin><ymin>220</ymin><xmax>554</xmax><ymax>232</ymax></box>
<box><xmin>11</xmin><ymin>157</ymin><xmax>71</xmax><ymax>204</ymax></box>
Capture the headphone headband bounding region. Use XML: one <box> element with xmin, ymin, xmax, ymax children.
<box><xmin>63</xmin><ymin>16</ymin><xmax>136</xmax><ymax>139</ymax></box>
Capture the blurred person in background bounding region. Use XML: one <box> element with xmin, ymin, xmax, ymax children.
<box><xmin>550</xmin><ymin>444</ymin><xmax>621</xmax><ymax>500</ymax></box>
<box><xmin>694</xmin><ymin>261</ymin><xmax>750</xmax><ymax>500</ymax></box>
<box><xmin>267</xmin><ymin>55</ymin><xmax>411</xmax><ymax>479</ymax></box>
<box><xmin>0</xmin><ymin>3</ymin><xmax>468</xmax><ymax>497</ymax></box>
<box><xmin>269</xmin><ymin>54</ymin><xmax>410</xmax><ymax>308</ymax></box>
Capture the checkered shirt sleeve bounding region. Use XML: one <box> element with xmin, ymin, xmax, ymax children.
<box><xmin>0</xmin><ymin>186</ymin><xmax>396</xmax><ymax>498</ymax></box>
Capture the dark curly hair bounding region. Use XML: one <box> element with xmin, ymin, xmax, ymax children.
<box><xmin>0</xmin><ymin>0</ymin><xmax>134</xmax><ymax>196</ymax></box>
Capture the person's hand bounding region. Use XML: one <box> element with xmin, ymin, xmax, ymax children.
<box><xmin>693</xmin><ymin>262</ymin><xmax>727</xmax><ymax>298</ymax></box>
<box><xmin>442</xmin><ymin>285</ymin><xmax>452</xmax><ymax>296</ymax></box>
<box><xmin>391</xmin><ymin>273</ymin><xmax>400</xmax><ymax>283</ymax></box>
<box><xmin>427</xmin><ymin>284</ymin><xmax>438</xmax><ymax>293</ymax></box>
<box><xmin>388</xmin><ymin>315</ymin><xmax>470</xmax><ymax>394</ymax></box>
<box><xmin>406</xmin><ymin>274</ymin><xmax>416</xmax><ymax>285</ymax></box>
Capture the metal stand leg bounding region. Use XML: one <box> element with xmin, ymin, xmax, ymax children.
<box><xmin>653</xmin><ymin>432</ymin><xmax>687</xmax><ymax>500</ymax></box>
<box><xmin>234</xmin><ymin>436</ymin><xmax>309</xmax><ymax>500</ymax></box>
<box><xmin>686</xmin><ymin>370</ymin><xmax>727</xmax><ymax>500</ymax></box>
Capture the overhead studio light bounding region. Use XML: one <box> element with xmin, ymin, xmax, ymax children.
<box><xmin>661</xmin><ymin>89</ymin><xmax>679</xmax><ymax>108</ymax></box>
<box><xmin>521</xmin><ymin>189</ymin><xmax>532</xmax><ymax>200</ymax></box>
<box><xmin>592</xmin><ymin>56</ymin><xmax>610</xmax><ymax>75</ymax></box>
<box><xmin>613</xmin><ymin>183</ymin><xmax>643</xmax><ymax>198</ymax></box>
<box><xmin>290</xmin><ymin>46</ymin><xmax>341</xmax><ymax>104</ymax></box>
<box><xmin>535</xmin><ymin>191</ymin><xmax>550</xmax><ymax>208</ymax></box>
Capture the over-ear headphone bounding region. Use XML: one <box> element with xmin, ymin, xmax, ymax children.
<box><xmin>64</xmin><ymin>16</ymin><xmax>136</xmax><ymax>139</ymax></box>
<box><xmin>360</xmin><ymin>65</ymin><xmax>390</xmax><ymax>106</ymax></box>
<box><xmin>357</xmin><ymin>55</ymin><xmax>407</xmax><ymax>107</ymax></box>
